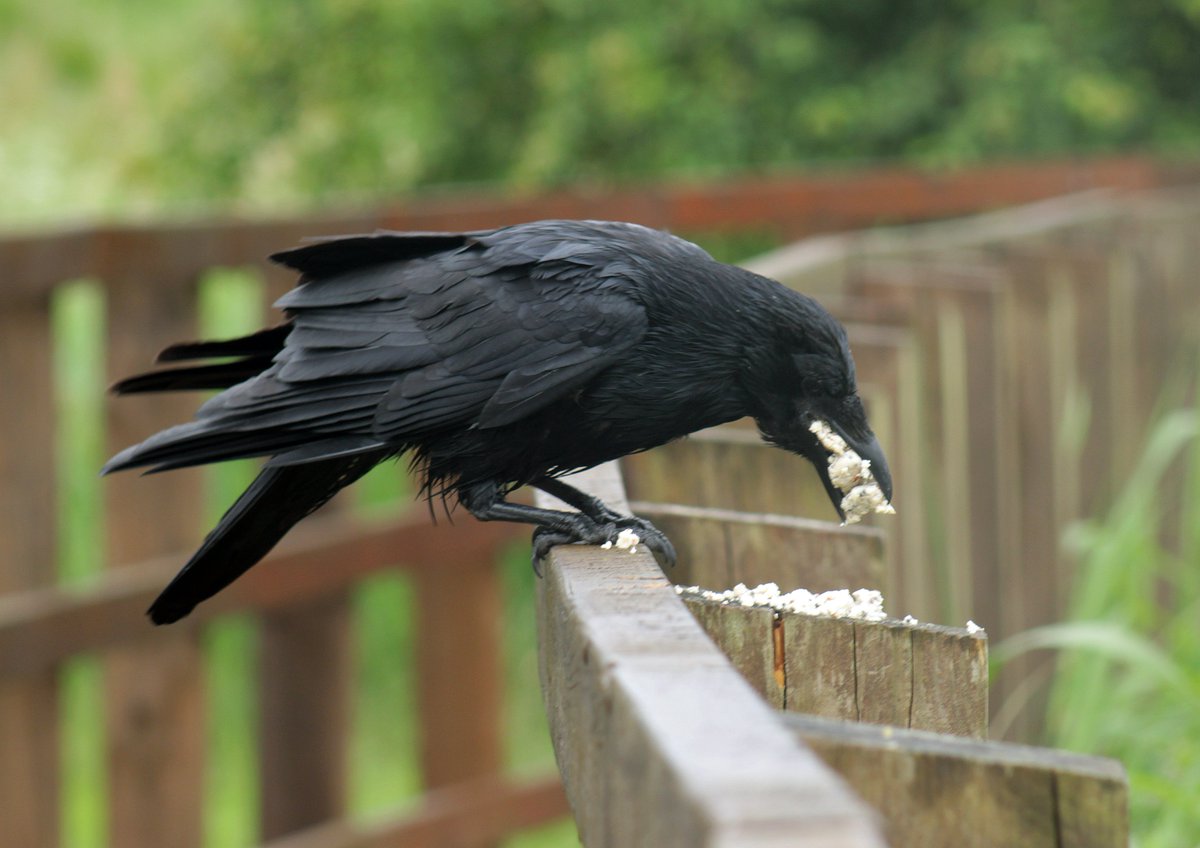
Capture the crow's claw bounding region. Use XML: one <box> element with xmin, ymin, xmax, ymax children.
<box><xmin>529</xmin><ymin>513</ymin><xmax>677</xmax><ymax>574</ymax></box>
<box><xmin>531</xmin><ymin>527</ymin><xmax>578</xmax><ymax>575</ymax></box>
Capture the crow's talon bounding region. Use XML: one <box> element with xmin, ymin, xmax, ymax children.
<box><xmin>531</xmin><ymin>527</ymin><xmax>578</xmax><ymax>575</ymax></box>
<box><xmin>530</xmin><ymin>513</ymin><xmax>676</xmax><ymax>572</ymax></box>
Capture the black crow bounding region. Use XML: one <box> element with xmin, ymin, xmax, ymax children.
<box><xmin>104</xmin><ymin>220</ymin><xmax>891</xmax><ymax>624</ymax></box>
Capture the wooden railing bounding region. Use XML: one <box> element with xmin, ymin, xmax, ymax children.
<box><xmin>538</xmin><ymin>463</ymin><xmax>1127</xmax><ymax>847</ymax></box>
<box><xmin>1</xmin><ymin>159</ymin><xmax>1195</xmax><ymax>847</ymax></box>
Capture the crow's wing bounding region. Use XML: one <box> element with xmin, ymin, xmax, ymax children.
<box><xmin>274</xmin><ymin>231</ymin><xmax>650</xmax><ymax>443</ymax></box>
<box><xmin>105</xmin><ymin>226</ymin><xmax>652</xmax><ymax>474</ymax></box>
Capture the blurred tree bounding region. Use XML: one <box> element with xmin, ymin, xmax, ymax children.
<box><xmin>4</xmin><ymin>0</ymin><xmax>1200</xmax><ymax>218</ymax></box>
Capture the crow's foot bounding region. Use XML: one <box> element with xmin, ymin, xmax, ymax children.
<box><xmin>530</xmin><ymin>513</ymin><xmax>676</xmax><ymax>574</ymax></box>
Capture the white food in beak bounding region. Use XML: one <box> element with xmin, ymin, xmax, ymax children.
<box><xmin>809</xmin><ymin>419</ymin><xmax>896</xmax><ymax>524</ymax></box>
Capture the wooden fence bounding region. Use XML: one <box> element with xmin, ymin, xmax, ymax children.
<box><xmin>0</xmin><ymin>158</ymin><xmax>1194</xmax><ymax>847</ymax></box>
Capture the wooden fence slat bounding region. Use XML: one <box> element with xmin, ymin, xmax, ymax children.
<box><xmin>259</xmin><ymin>775</ymin><xmax>567</xmax><ymax>848</ymax></box>
<box><xmin>784</xmin><ymin>713</ymin><xmax>1128</xmax><ymax>848</ymax></box>
<box><xmin>0</xmin><ymin>300</ymin><xmax>60</xmax><ymax>848</ymax></box>
<box><xmin>4</xmin><ymin>157</ymin><xmax>1190</xmax><ymax>302</ymax></box>
<box><xmin>683</xmin><ymin>598</ymin><xmax>988</xmax><ymax>738</ymax></box>
<box><xmin>104</xmin><ymin>270</ymin><xmax>207</xmax><ymax>848</ymax></box>
<box><xmin>535</xmin><ymin>464</ymin><xmax>885</xmax><ymax>848</ymax></box>
<box><xmin>412</xmin><ymin>551</ymin><xmax>504</xmax><ymax>844</ymax></box>
<box><xmin>260</xmin><ymin>595</ymin><xmax>353</xmax><ymax>840</ymax></box>
<box><xmin>628</xmin><ymin>501</ymin><xmax>885</xmax><ymax>595</ymax></box>
<box><xmin>849</xmin><ymin>263</ymin><xmax>1009</xmax><ymax>626</ymax></box>
<box><xmin>0</xmin><ymin>515</ymin><xmax>521</xmax><ymax>678</ymax></box>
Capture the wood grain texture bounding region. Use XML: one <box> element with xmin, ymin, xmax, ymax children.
<box><xmin>785</xmin><ymin>713</ymin><xmax>1128</xmax><ymax>848</ymax></box>
<box><xmin>0</xmin><ymin>514</ymin><xmax>520</xmax><ymax>678</ymax></box>
<box><xmin>535</xmin><ymin>464</ymin><xmax>885</xmax><ymax>848</ymax></box>
<box><xmin>103</xmin><ymin>272</ymin><xmax>206</xmax><ymax>848</ymax></box>
<box><xmin>413</xmin><ymin>551</ymin><xmax>504</xmax><ymax>847</ymax></box>
<box><xmin>259</xmin><ymin>775</ymin><xmax>567</xmax><ymax>848</ymax></box>
<box><xmin>0</xmin><ymin>299</ymin><xmax>60</xmax><ymax>848</ymax></box>
<box><xmin>684</xmin><ymin>598</ymin><xmax>988</xmax><ymax>738</ymax></box>
<box><xmin>630</xmin><ymin>501</ymin><xmax>884</xmax><ymax>595</ymax></box>
<box><xmin>260</xmin><ymin>595</ymin><xmax>353</xmax><ymax>840</ymax></box>
<box><xmin>2</xmin><ymin>157</ymin><xmax>1179</xmax><ymax>302</ymax></box>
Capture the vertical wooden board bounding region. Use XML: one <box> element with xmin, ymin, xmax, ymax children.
<box><xmin>910</xmin><ymin>626</ymin><xmax>988</xmax><ymax>738</ymax></box>
<box><xmin>638</xmin><ymin>506</ymin><xmax>734</xmax><ymax>590</ymax></box>
<box><xmin>412</xmin><ymin>553</ymin><xmax>504</xmax><ymax>845</ymax></box>
<box><xmin>1054</xmin><ymin>768</ymin><xmax>1130</xmax><ymax>848</ymax></box>
<box><xmin>992</xmin><ymin>250</ymin><xmax>1059</xmax><ymax>741</ymax></box>
<box><xmin>681</xmin><ymin>599</ymin><xmax>781</xmax><ymax>708</ymax></box>
<box><xmin>623</xmin><ymin>434</ymin><xmax>834</xmax><ymax>520</ymax></box>
<box><xmin>853</xmin><ymin>621</ymin><xmax>912</xmax><ymax>728</ymax></box>
<box><xmin>105</xmin><ymin>638</ymin><xmax>206</xmax><ymax>848</ymax></box>
<box><xmin>104</xmin><ymin>270</ymin><xmax>206</xmax><ymax>848</ymax></box>
<box><xmin>634</xmin><ymin>504</ymin><xmax>885</xmax><ymax>596</ymax></box>
<box><xmin>781</xmin><ymin>614</ymin><xmax>858</xmax><ymax>720</ymax></box>
<box><xmin>0</xmin><ymin>299</ymin><xmax>60</xmax><ymax>848</ymax></box>
<box><xmin>786</xmin><ymin>715</ymin><xmax>1127</xmax><ymax>848</ymax></box>
<box><xmin>845</xmin><ymin>326</ymin><xmax>930</xmax><ymax>619</ymax></box>
<box><xmin>259</xmin><ymin>595</ymin><xmax>352</xmax><ymax>840</ymax></box>
<box><xmin>809</xmin><ymin>739</ymin><xmax>1057</xmax><ymax>847</ymax></box>
<box><xmin>950</xmin><ymin>277</ymin><xmax>1009</xmax><ymax>639</ymax></box>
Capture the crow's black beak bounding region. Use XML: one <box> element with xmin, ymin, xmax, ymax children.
<box><xmin>855</xmin><ymin>433</ymin><xmax>892</xmax><ymax>504</ymax></box>
<box><xmin>810</xmin><ymin>424</ymin><xmax>892</xmax><ymax>521</ymax></box>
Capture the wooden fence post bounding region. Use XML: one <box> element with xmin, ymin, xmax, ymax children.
<box><xmin>412</xmin><ymin>546</ymin><xmax>504</xmax><ymax>846</ymax></box>
<box><xmin>104</xmin><ymin>254</ymin><xmax>207</xmax><ymax>848</ymax></box>
<box><xmin>0</xmin><ymin>297</ymin><xmax>60</xmax><ymax>848</ymax></box>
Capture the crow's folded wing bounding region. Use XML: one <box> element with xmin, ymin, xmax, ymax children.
<box><xmin>263</xmin><ymin>231</ymin><xmax>650</xmax><ymax>444</ymax></box>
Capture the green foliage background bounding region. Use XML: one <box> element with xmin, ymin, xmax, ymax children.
<box><xmin>11</xmin><ymin>2</ymin><xmax>1200</xmax><ymax>846</ymax></box>
<box><xmin>5</xmin><ymin>0</ymin><xmax>1200</xmax><ymax>225</ymax></box>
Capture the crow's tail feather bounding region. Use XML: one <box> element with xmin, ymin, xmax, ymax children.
<box><xmin>147</xmin><ymin>451</ymin><xmax>387</xmax><ymax>625</ymax></box>
<box><xmin>111</xmin><ymin>326</ymin><xmax>291</xmax><ymax>395</ymax></box>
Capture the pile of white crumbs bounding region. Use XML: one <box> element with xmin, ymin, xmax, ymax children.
<box><xmin>675</xmin><ymin>581</ymin><xmax>987</xmax><ymax>634</ymax></box>
<box><xmin>675</xmin><ymin>582</ymin><xmax>887</xmax><ymax>622</ymax></box>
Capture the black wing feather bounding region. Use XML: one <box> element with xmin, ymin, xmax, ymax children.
<box><xmin>147</xmin><ymin>452</ymin><xmax>385</xmax><ymax>624</ymax></box>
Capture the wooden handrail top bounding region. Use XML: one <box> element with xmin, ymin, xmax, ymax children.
<box><xmin>535</xmin><ymin>464</ymin><xmax>886</xmax><ymax>848</ymax></box>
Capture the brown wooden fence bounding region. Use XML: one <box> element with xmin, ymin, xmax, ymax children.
<box><xmin>1</xmin><ymin>157</ymin><xmax>1195</xmax><ymax>847</ymax></box>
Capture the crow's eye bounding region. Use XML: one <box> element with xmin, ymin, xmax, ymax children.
<box><xmin>793</xmin><ymin>353</ymin><xmax>848</xmax><ymax>397</ymax></box>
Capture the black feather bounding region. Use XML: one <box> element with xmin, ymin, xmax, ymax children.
<box><xmin>147</xmin><ymin>452</ymin><xmax>386</xmax><ymax>624</ymax></box>
<box><xmin>156</xmin><ymin>326</ymin><xmax>291</xmax><ymax>362</ymax></box>
<box><xmin>270</xmin><ymin>232</ymin><xmax>475</xmax><ymax>277</ymax></box>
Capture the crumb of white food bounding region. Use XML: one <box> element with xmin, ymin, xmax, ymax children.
<box><xmin>809</xmin><ymin>419</ymin><xmax>895</xmax><ymax>523</ymax></box>
<box><xmin>675</xmin><ymin>582</ymin><xmax>888</xmax><ymax>622</ymax></box>
<box><xmin>614</xmin><ymin>529</ymin><xmax>640</xmax><ymax>552</ymax></box>
<box><xmin>965</xmin><ymin>620</ymin><xmax>984</xmax><ymax>635</ymax></box>
<box><xmin>600</xmin><ymin>540</ymin><xmax>613</xmax><ymax>549</ymax></box>
<box><xmin>902</xmin><ymin>614</ymin><xmax>919</xmax><ymax>625</ymax></box>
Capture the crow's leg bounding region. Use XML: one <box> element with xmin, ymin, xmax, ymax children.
<box><xmin>531</xmin><ymin>476</ymin><xmax>677</xmax><ymax>570</ymax></box>
<box><xmin>461</xmin><ymin>481</ymin><xmax>676</xmax><ymax>572</ymax></box>
<box><xmin>530</xmin><ymin>476</ymin><xmax>624</xmax><ymax>523</ymax></box>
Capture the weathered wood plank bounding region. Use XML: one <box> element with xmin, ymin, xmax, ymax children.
<box><xmin>0</xmin><ymin>514</ymin><xmax>520</xmax><ymax>678</ymax></box>
<box><xmin>629</xmin><ymin>502</ymin><xmax>885</xmax><ymax>595</ymax></box>
<box><xmin>259</xmin><ymin>594</ymin><xmax>353</xmax><ymax>840</ymax></box>
<box><xmin>909</xmin><ymin>624</ymin><xmax>989</xmax><ymax>736</ymax></box>
<box><xmin>413</xmin><ymin>551</ymin><xmax>504</xmax><ymax>848</ymax></box>
<box><xmin>683</xmin><ymin>602</ymin><xmax>782</xmax><ymax>708</ymax></box>
<box><xmin>0</xmin><ymin>299</ymin><xmax>59</xmax><ymax>848</ymax></box>
<box><xmin>260</xmin><ymin>775</ymin><xmax>568</xmax><ymax>848</ymax></box>
<box><xmin>784</xmin><ymin>713</ymin><xmax>1128</xmax><ymax>848</ymax></box>
<box><xmin>104</xmin><ymin>272</ymin><xmax>206</xmax><ymax>848</ymax></box>
<box><xmin>535</xmin><ymin>464</ymin><xmax>885</xmax><ymax>848</ymax></box>
<box><xmin>3</xmin><ymin>157</ymin><xmax>1182</xmax><ymax>302</ymax></box>
<box><xmin>682</xmin><ymin>598</ymin><xmax>988</xmax><ymax>738</ymax></box>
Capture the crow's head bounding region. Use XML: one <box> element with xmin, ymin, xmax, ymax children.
<box><xmin>742</xmin><ymin>294</ymin><xmax>892</xmax><ymax>522</ymax></box>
